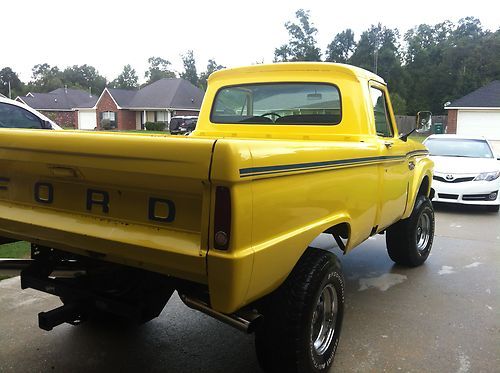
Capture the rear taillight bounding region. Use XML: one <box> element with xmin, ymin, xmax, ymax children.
<box><xmin>214</xmin><ymin>186</ymin><xmax>231</xmax><ymax>250</ymax></box>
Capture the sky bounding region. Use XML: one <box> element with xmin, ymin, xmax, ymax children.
<box><xmin>3</xmin><ymin>0</ymin><xmax>500</xmax><ymax>84</ymax></box>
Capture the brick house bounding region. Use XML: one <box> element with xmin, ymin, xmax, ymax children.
<box><xmin>95</xmin><ymin>78</ymin><xmax>204</xmax><ymax>130</ymax></box>
<box><xmin>445</xmin><ymin>80</ymin><xmax>500</xmax><ymax>139</ymax></box>
<box><xmin>17</xmin><ymin>88</ymin><xmax>98</xmax><ymax>129</ymax></box>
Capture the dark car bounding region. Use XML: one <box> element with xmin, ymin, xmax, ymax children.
<box><xmin>169</xmin><ymin>116</ymin><xmax>198</xmax><ymax>135</ymax></box>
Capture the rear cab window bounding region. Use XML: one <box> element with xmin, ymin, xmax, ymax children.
<box><xmin>211</xmin><ymin>83</ymin><xmax>341</xmax><ymax>125</ymax></box>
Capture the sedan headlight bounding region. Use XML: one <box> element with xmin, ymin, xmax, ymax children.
<box><xmin>474</xmin><ymin>171</ymin><xmax>500</xmax><ymax>181</ymax></box>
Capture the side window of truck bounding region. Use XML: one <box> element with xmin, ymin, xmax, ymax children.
<box><xmin>369</xmin><ymin>87</ymin><xmax>393</xmax><ymax>137</ymax></box>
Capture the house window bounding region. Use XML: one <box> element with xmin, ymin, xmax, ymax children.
<box><xmin>156</xmin><ymin>111</ymin><xmax>167</xmax><ymax>122</ymax></box>
<box><xmin>100</xmin><ymin>111</ymin><xmax>117</xmax><ymax>129</ymax></box>
<box><xmin>102</xmin><ymin>111</ymin><xmax>116</xmax><ymax>121</ymax></box>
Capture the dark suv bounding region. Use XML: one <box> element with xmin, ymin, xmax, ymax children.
<box><xmin>169</xmin><ymin>116</ymin><xmax>198</xmax><ymax>135</ymax></box>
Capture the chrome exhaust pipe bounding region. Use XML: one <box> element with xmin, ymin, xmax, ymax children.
<box><xmin>0</xmin><ymin>259</ymin><xmax>34</xmax><ymax>276</ymax></box>
<box><xmin>180</xmin><ymin>294</ymin><xmax>262</xmax><ymax>333</ymax></box>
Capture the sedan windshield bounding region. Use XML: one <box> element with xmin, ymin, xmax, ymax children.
<box><xmin>211</xmin><ymin>83</ymin><xmax>341</xmax><ymax>125</ymax></box>
<box><xmin>424</xmin><ymin>138</ymin><xmax>493</xmax><ymax>158</ymax></box>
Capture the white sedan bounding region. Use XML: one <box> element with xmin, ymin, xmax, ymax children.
<box><xmin>423</xmin><ymin>135</ymin><xmax>500</xmax><ymax>212</ymax></box>
<box><xmin>0</xmin><ymin>96</ymin><xmax>61</xmax><ymax>130</ymax></box>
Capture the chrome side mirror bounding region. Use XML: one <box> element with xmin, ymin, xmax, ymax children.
<box><xmin>416</xmin><ymin>111</ymin><xmax>432</xmax><ymax>133</ymax></box>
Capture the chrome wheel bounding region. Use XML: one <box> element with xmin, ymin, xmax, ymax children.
<box><xmin>311</xmin><ymin>284</ymin><xmax>338</xmax><ymax>355</ymax></box>
<box><xmin>416</xmin><ymin>211</ymin><xmax>431</xmax><ymax>254</ymax></box>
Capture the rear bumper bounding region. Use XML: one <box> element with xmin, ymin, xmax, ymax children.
<box><xmin>432</xmin><ymin>179</ymin><xmax>500</xmax><ymax>206</ymax></box>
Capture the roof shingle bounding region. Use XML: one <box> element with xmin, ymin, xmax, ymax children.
<box><xmin>18</xmin><ymin>88</ymin><xmax>98</xmax><ymax>110</ymax></box>
<box><xmin>104</xmin><ymin>78</ymin><xmax>204</xmax><ymax>110</ymax></box>
<box><xmin>447</xmin><ymin>80</ymin><xmax>500</xmax><ymax>108</ymax></box>
<box><xmin>107</xmin><ymin>88</ymin><xmax>137</xmax><ymax>107</ymax></box>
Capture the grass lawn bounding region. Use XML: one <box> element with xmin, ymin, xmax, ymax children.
<box><xmin>0</xmin><ymin>241</ymin><xmax>30</xmax><ymax>281</ymax></box>
<box><xmin>0</xmin><ymin>241</ymin><xmax>30</xmax><ymax>258</ymax></box>
<box><xmin>409</xmin><ymin>134</ymin><xmax>428</xmax><ymax>143</ymax></box>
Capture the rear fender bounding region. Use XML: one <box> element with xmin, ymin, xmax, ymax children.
<box><xmin>208</xmin><ymin>212</ymin><xmax>352</xmax><ymax>314</ymax></box>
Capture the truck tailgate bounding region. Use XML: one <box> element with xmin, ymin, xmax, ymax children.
<box><xmin>0</xmin><ymin>130</ymin><xmax>215</xmax><ymax>283</ymax></box>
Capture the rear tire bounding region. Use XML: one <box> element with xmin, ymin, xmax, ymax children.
<box><xmin>255</xmin><ymin>248</ymin><xmax>345</xmax><ymax>373</ymax></box>
<box><xmin>386</xmin><ymin>194</ymin><xmax>435</xmax><ymax>267</ymax></box>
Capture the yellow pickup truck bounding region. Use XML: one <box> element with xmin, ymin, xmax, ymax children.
<box><xmin>0</xmin><ymin>63</ymin><xmax>434</xmax><ymax>372</ymax></box>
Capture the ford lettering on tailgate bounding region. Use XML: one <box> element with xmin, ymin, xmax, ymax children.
<box><xmin>35</xmin><ymin>182</ymin><xmax>176</xmax><ymax>223</ymax></box>
<box><xmin>2</xmin><ymin>178</ymin><xmax>177</xmax><ymax>224</ymax></box>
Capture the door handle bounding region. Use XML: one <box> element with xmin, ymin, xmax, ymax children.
<box><xmin>384</xmin><ymin>141</ymin><xmax>393</xmax><ymax>149</ymax></box>
<box><xmin>49</xmin><ymin>166</ymin><xmax>79</xmax><ymax>178</ymax></box>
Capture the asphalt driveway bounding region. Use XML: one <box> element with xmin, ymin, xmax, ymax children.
<box><xmin>0</xmin><ymin>204</ymin><xmax>499</xmax><ymax>372</ymax></box>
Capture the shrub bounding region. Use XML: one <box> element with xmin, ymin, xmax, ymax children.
<box><xmin>100</xmin><ymin>118</ymin><xmax>117</xmax><ymax>130</ymax></box>
<box><xmin>145</xmin><ymin>122</ymin><xmax>166</xmax><ymax>131</ymax></box>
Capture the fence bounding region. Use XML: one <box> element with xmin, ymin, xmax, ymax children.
<box><xmin>395</xmin><ymin>115</ymin><xmax>448</xmax><ymax>135</ymax></box>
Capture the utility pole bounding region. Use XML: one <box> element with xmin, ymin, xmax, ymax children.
<box><xmin>8</xmin><ymin>81</ymin><xmax>12</xmax><ymax>99</ymax></box>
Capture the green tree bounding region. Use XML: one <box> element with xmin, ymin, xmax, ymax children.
<box><xmin>404</xmin><ymin>21</ymin><xmax>453</xmax><ymax>67</ymax></box>
<box><xmin>325</xmin><ymin>29</ymin><xmax>355</xmax><ymax>63</ymax></box>
<box><xmin>29</xmin><ymin>63</ymin><xmax>63</xmax><ymax>92</ymax></box>
<box><xmin>274</xmin><ymin>45</ymin><xmax>293</xmax><ymax>62</ymax></box>
<box><xmin>478</xmin><ymin>29</ymin><xmax>500</xmax><ymax>83</ymax></box>
<box><xmin>199</xmin><ymin>59</ymin><xmax>225</xmax><ymax>90</ymax></box>
<box><xmin>443</xmin><ymin>17</ymin><xmax>490</xmax><ymax>98</ymax></box>
<box><xmin>62</xmin><ymin>64</ymin><xmax>107</xmax><ymax>95</ymax></box>
<box><xmin>403</xmin><ymin>22</ymin><xmax>451</xmax><ymax>114</ymax></box>
<box><xmin>350</xmin><ymin>24</ymin><xmax>406</xmax><ymax>104</ymax></box>
<box><xmin>180</xmin><ymin>50</ymin><xmax>199</xmax><ymax>86</ymax></box>
<box><xmin>111</xmin><ymin>64</ymin><xmax>139</xmax><ymax>89</ymax></box>
<box><xmin>274</xmin><ymin>9</ymin><xmax>321</xmax><ymax>62</ymax></box>
<box><xmin>0</xmin><ymin>67</ymin><xmax>24</xmax><ymax>98</ymax></box>
<box><xmin>350</xmin><ymin>24</ymin><xmax>400</xmax><ymax>74</ymax></box>
<box><xmin>453</xmin><ymin>16</ymin><xmax>485</xmax><ymax>40</ymax></box>
<box><xmin>144</xmin><ymin>56</ymin><xmax>176</xmax><ymax>85</ymax></box>
<box><xmin>402</xmin><ymin>18</ymin><xmax>499</xmax><ymax>114</ymax></box>
<box><xmin>389</xmin><ymin>92</ymin><xmax>407</xmax><ymax>115</ymax></box>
